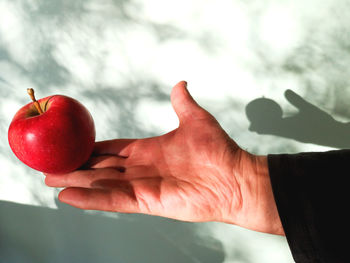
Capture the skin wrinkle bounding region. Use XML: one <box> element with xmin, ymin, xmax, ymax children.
<box><xmin>151</xmin><ymin>176</ymin><xmax>166</xmax><ymax>213</ymax></box>
<box><xmin>177</xmin><ymin>157</ymin><xmax>224</xmax><ymax>220</ymax></box>
<box><xmin>172</xmin><ymin>180</ymin><xmax>193</xmax><ymax>217</ymax></box>
<box><xmin>135</xmin><ymin>190</ymin><xmax>152</xmax><ymax>214</ymax></box>
<box><xmin>221</xmin><ymin>146</ymin><xmax>241</xmax><ymax>209</ymax></box>
<box><xmin>169</xmin><ymin>165</ymin><xmax>218</xmax><ymax>216</ymax></box>
<box><xmin>177</xmin><ymin>180</ymin><xmax>213</xmax><ymax>220</ymax></box>
<box><xmin>134</xmin><ymin>176</ymin><xmax>166</xmax><ymax>214</ymax></box>
<box><xmin>253</xmin><ymin>156</ymin><xmax>266</xmax><ymax>231</ymax></box>
<box><xmin>253</xmin><ymin>156</ymin><xmax>260</xmax><ymax>216</ymax></box>
<box><xmin>176</xmin><ymin>175</ymin><xmax>215</xmax><ymax>220</ymax></box>
<box><xmin>213</xmin><ymin>155</ymin><xmax>237</xmax><ymax>222</ymax></box>
<box><xmin>157</xmin><ymin>135</ymin><xmax>176</xmax><ymax>213</ymax></box>
<box><xmin>226</xmin><ymin>148</ymin><xmax>244</xmax><ymax>223</ymax></box>
<box><xmin>109</xmin><ymin>188</ymin><xmax>131</xmax><ymax>212</ymax></box>
<box><xmin>86</xmin><ymin>188</ymin><xmax>97</xmax><ymax>209</ymax></box>
<box><xmin>130</xmin><ymin>178</ymin><xmax>151</xmax><ymax>213</ymax></box>
<box><xmin>196</xmin><ymin>180</ymin><xmax>222</xmax><ymax>220</ymax></box>
<box><xmin>217</xmin><ymin>175</ymin><xmax>237</xmax><ymax>221</ymax></box>
<box><xmin>196</xmin><ymin>165</ymin><xmax>229</xmax><ymax>220</ymax></box>
<box><xmin>107</xmin><ymin>190</ymin><xmax>119</xmax><ymax>209</ymax></box>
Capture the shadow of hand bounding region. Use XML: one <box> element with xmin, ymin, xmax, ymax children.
<box><xmin>246</xmin><ymin>90</ymin><xmax>350</xmax><ymax>149</ymax></box>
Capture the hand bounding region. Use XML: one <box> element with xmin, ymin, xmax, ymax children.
<box><xmin>45</xmin><ymin>81</ymin><xmax>283</xmax><ymax>235</ymax></box>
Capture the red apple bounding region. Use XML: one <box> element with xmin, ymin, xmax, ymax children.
<box><xmin>8</xmin><ymin>92</ymin><xmax>95</xmax><ymax>174</ymax></box>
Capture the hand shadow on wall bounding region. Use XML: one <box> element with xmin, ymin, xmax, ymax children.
<box><xmin>0</xmin><ymin>199</ymin><xmax>228</xmax><ymax>263</ymax></box>
<box><xmin>245</xmin><ymin>90</ymin><xmax>350</xmax><ymax>149</ymax></box>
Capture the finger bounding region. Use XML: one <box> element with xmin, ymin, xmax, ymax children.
<box><xmin>93</xmin><ymin>139</ymin><xmax>136</xmax><ymax>157</ymax></box>
<box><xmin>58</xmin><ymin>187</ymin><xmax>140</xmax><ymax>213</ymax></box>
<box><xmin>45</xmin><ymin>168</ymin><xmax>127</xmax><ymax>188</ymax></box>
<box><xmin>84</xmin><ymin>155</ymin><xmax>127</xmax><ymax>170</ymax></box>
<box><xmin>170</xmin><ymin>81</ymin><xmax>208</xmax><ymax>123</ymax></box>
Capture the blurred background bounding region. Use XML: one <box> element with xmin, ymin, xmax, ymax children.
<box><xmin>1</xmin><ymin>0</ymin><xmax>350</xmax><ymax>262</ymax></box>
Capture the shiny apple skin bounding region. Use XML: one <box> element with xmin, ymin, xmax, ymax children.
<box><xmin>8</xmin><ymin>95</ymin><xmax>96</xmax><ymax>174</ymax></box>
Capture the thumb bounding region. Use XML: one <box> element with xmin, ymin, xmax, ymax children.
<box><xmin>171</xmin><ymin>81</ymin><xmax>207</xmax><ymax>123</ymax></box>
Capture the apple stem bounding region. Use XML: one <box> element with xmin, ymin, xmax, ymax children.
<box><xmin>27</xmin><ymin>88</ymin><xmax>44</xmax><ymax>115</ymax></box>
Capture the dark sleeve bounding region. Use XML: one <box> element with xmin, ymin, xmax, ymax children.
<box><xmin>268</xmin><ymin>150</ymin><xmax>350</xmax><ymax>263</ymax></box>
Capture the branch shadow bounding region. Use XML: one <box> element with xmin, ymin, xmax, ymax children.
<box><xmin>82</xmin><ymin>79</ymin><xmax>171</xmax><ymax>139</ymax></box>
<box><xmin>0</xmin><ymin>199</ymin><xmax>226</xmax><ymax>263</ymax></box>
<box><xmin>245</xmin><ymin>89</ymin><xmax>350</xmax><ymax>149</ymax></box>
<box><xmin>0</xmin><ymin>1</ymin><xmax>288</xmax><ymax>262</ymax></box>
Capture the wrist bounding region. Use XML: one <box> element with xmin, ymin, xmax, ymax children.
<box><xmin>251</xmin><ymin>154</ymin><xmax>284</xmax><ymax>235</ymax></box>
<box><xmin>224</xmin><ymin>151</ymin><xmax>284</xmax><ymax>235</ymax></box>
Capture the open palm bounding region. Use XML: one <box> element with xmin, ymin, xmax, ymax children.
<box><xmin>45</xmin><ymin>81</ymin><xmax>283</xmax><ymax>235</ymax></box>
<box><xmin>45</xmin><ymin>81</ymin><xmax>245</xmax><ymax>222</ymax></box>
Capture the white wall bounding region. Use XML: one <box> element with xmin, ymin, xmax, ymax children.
<box><xmin>1</xmin><ymin>0</ymin><xmax>350</xmax><ymax>262</ymax></box>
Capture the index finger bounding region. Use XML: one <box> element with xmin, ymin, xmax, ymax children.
<box><xmin>93</xmin><ymin>139</ymin><xmax>136</xmax><ymax>157</ymax></box>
